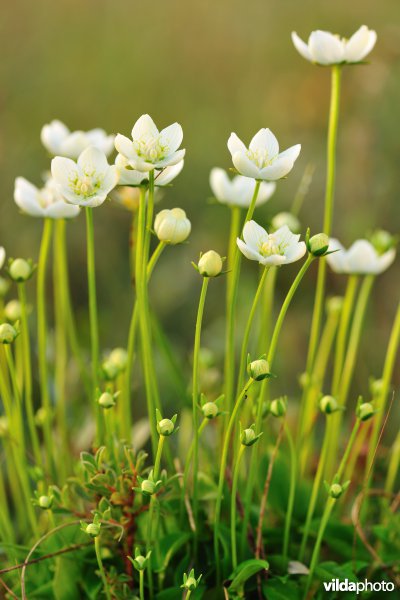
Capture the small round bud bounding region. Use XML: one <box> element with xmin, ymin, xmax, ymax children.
<box><xmin>308</xmin><ymin>233</ymin><xmax>330</xmax><ymax>256</ymax></box>
<box><xmin>4</xmin><ymin>300</ymin><xmax>22</xmax><ymax>322</ymax></box>
<box><xmin>181</xmin><ymin>569</ymin><xmax>202</xmax><ymax>591</ymax></box>
<box><xmin>134</xmin><ymin>555</ymin><xmax>147</xmax><ymax>570</ymax></box>
<box><xmin>326</xmin><ymin>296</ymin><xmax>343</xmax><ymax>316</ymax></box>
<box><xmin>329</xmin><ymin>483</ymin><xmax>343</xmax><ymax>499</ymax></box>
<box><xmin>154</xmin><ymin>208</ymin><xmax>191</xmax><ymax>245</ymax></box>
<box><xmin>248</xmin><ymin>359</ymin><xmax>271</xmax><ymax>381</ymax></box>
<box><xmin>184</xmin><ymin>577</ymin><xmax>197</xmax><ymax>591</ymax></box>
<box><xmin>141</xmin><ymin>479</ymin><xmax>156</xmax><ymax>496</ymax></box>
<box><xmin>270</xmin><ymin>397</ymin><xmax>287</xmax><ymax>418</ymax></box>
<box><xmin>271</xmin><ymin>212</ymin><xmax>301</xmax><ymax>233</ymax></box>
<box><xmin>202</xmin><ymin>401</ymin><xmax>219</xmax><ymax>419</ymax></box>
<box><xmin>101</xmin><ymin>359</ymin><xmax>119</xmax><ymax>381</ymax></box>
<box><xmin>8</xmin><ymin>258</ymin><xmax>33</xmax><ymax>282</ymax></box>
<box><xmin>157</xmin><ymin>418</ymin><xmax>175</xmax><ymax>436</ymax></box>
<box><xmin>109</xmin><ymin>347</ymin><xmax>128</xmax><ymax>372</ymax></box>
<box><xmin>198</xmin><ymin>250</ymin><xmax>223</xmax><ymax>277</ymax></box>
<box><xmin>0</xmin><ymin>276</ymin><xmax>10</xmax><ymax>298</ymax></box>
<box><xmin>298</xmin><ymin>371</ymin><xmax>310</xmax><ymax>389</ymax></box>
<box><xmin>370</xmin><ymin>229</ymin><xmax>395</xmax><ymax>254</ymax></box>
<box><xmin>319</xmin><ymin>395</ymin><xmax>339</xmax><ymax>415</ymax></box>
<box><xmin>0</xmin><ymin>323</ymin><xmax>19</xmax><ymax>344</ymax></box>
<box><xmin>241</xmin><ymin>428</ymin><xmax>256</xmax><ymax>446</ymax></box>
<box><xmin>98</xmin><ymin>392</ymin><xmax>116</xmax><ymax>409</ymax></box>
<box><xmin>357</xmin><ymin>402</ymin><xmax>375</xmax><ymax>422</ymax></box>
<box><xmin>85</xmin><ymin>522</ymin><xmax>101</xmax><ymax>537</ymax></box>
<box><xmin>370</xmin><ymin>378</ymin><xmax>384</xmax><ymax>397</ymax></box>
<box><xmin>38</xmin><ymin>495</ymin><xmax>53</xmax><ymax>509</ymax></box>
<box><xmin>0</xmin><ymin>417</ymin><xmax>9</xmax><ymax>437</ymax></box>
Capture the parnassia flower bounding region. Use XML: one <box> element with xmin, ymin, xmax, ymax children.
<box><xmin>228</xmin><ymin>129</ymin><xmax>301</xmax><ymax>181</ymax></box>
<box><xmin>237</xmin><ymin>221</ymin><xmax>306</xmax><ymax>266</ymax></box>
<box><xmin>51</xmin><ymin>146</ymin><xmax>118</xmax><ymax>208</ymax></box>
<box><xmin>0</xmin><ymin>247</ymin><xmax>5</xmax><ymax>270</ymax></box>
<box><xmin>154</xmin><ymin>208</ymin><xmax>191</xmax><ymax>245</ymax></box>
<box><xmin>41</xmin><ymin>120</ymin><xmax>114</xmax><ymax>159</ymax></box>
<box><xmin>292</xmin><ymin>26</ymin><xmax>377</xmax><ymax>66</ymax></box>
<box><xmin>209</xmin><ymin>168</ymin><xmax>276</xmax><ymax>208</ymax></box>
<box><xmin>14</xmin><ymin>177</ymin><xmax>80</xmax><ymax>219</ymax></box>
<box><xmin>327</xmin><ymin>238</ymin><xmax>395</xmax><ymax>275</ymax></box>
<box><xmin>115</xmin><ymin>154</ymin><xmax>184</xmax><ymax>186</ymax></box>
<box><xmin>115</xmin><ymin>114</ymin><xmax>185</xmax><ymax>173</ymax></box>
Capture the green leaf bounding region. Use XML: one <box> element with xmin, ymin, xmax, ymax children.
<box><xmin>153</xmin><ymin>531</ymin><xmax>191</xmax><ymax>573</ymax></box>
<box><xmin>262</xmin><ymin>578</ymin><xmax>301</xmax><ymax>600</ymax></box>
<box><xmin>227</xmin><ymin>559</ymin><xmax>269</xmax><ymax>594</ymax></box>
<box><xmin>53</xmin><ymin>555</ymin><xmax>82</xmax><ymax>600</ymax></box>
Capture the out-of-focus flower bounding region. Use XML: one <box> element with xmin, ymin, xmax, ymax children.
<box><xmin>51</xmin><ymin>146</ymin><xmax>118</xmax><ymax>208</ymax></box>
<box><xmin>228</xmin><ymin>129</ymin><xmax>301</xmax><ymax>181</ymax></box>
<box><xmin>327</xmin><ymin>238</ymin><xmax>395</xmax><ymax>275</ymax></box>
<box><xmin>237</xmin><ymin>221</ymin><xmax>306</xmax><ymax>266</ymax></box>
<box><xmin>41</xmin><ymin>120</ymin><xmax>114</xmax><ymax>159</ymax></box>
<box><xmin>292</xmin><ymin>26</ymin><xmax>377</xmax><ymax>66</ymax></box>
<box><xmin>209</xmin><ymin>168</ymin><xmax>275</xmax><ymax>208</ymax></box>
<box><xmin>0</xmin><ymin>247</ymin><xmax>5</xmax><ymax>270</ymax></box>
<box><xmin>115</xmin><ymin>114</ymin><xmax>185</xmax><ymax>172</ymax></box>
<box><xmin>14</xmin><ymin>177</ymin><xmax>80</xmax><ymax>219</ymax></box>
<box><xmin>115</xmin><ymin>153</ymin><xmax>184</xmax><ymax>186</ymax></box>
<box><xmin>271</xmin><ymin>212</ymin><xmax>301</xmax><ymax>233</ymax></box>
<box><xmin>154</xmin><ymin>208</ymin><xmax>191</xmax><ymax>244</ymax></box>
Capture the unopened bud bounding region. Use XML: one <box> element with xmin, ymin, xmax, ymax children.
<box><xmin>38</xmin><ymin>495</ymin><xmax>53</xmax><ymax>509</ymax></box>
<box><xmin>307</xmin><ymin>233</ymin><xmax>329</xmax><ymax>256</ymax></box>
<box><xmin>319</xmin><ymin>395</ymin><xmax>340</xmax><ymax>415</ymax></box>
<box><xmin>370</xmin><ymin>229</ymin><xmax>395</xmax><ymax>254</ymax></box>
<box><xmin>4</xmin><ymin>300</ymin><xmax>22</xmax><ymax>322</ymax></box>
<box><xmin>326</xmin><ymin>296</ymin><xmax>343</xmax><ymax>316</ymax></box>
<box><xmin>329</xmin><ymin>483</ymin><xmax>344</xmax><ymax>499</ymax></box>
<box><xmin>0</xmin><ymin>277</ymin><xmax>10</xmax><ymax>298</ymax></box>
<box><xmin>109</xmin><ymin>347</ymin><xmax>128</xmax><ymax>372</ymax></box>
<box><xmin>202</xmin><ymin>401</ymin><xmax>219</xmax><ymax>419</ymax></box>
<box><xmin>154</xmin><ymin>208</ymin><xmax>191</xmax><ymax>244</ymax></box>
<box><xmin>248</xmin><ymin>359</ymin><xmax>271</xmax><ymax>381</ymax></box>
<box><xmin>85</xmin><ymin>522</ymin><xmax>101</xmax><ymax>537</ymax></box>
<box><xmin>141</xmin><ymin>479</ymin><xmax>156</xmax><ymax>496</ymax></box>
<box><xmin>271</xmin><ymin>212</ymin><xmax>301</xmax><ymax>233</ymax></box>
<box><xmin>357</xmin><ymin>402</ymin><xmax>375</xmax><ymax>422</ymax></box>
<box><xmin>8</xmin><ymin>258</ymin><xmax>34</xmax><ymax>282</ymax></box>
<box><xmin>98</xmin><ymin>392</ymin><xmax>116</xmax><ymax>409</ymax></box>
<box><xmin>270</xmin><ymin>397</ymin><xmax>287</xmax><ymax>418</ymax></box>
<box><xmin>157</xmin><ymin>418</ymin><xmax>175</xmax><ymax>436</ymax></box>
<box><xmin>198</xmin><ymin>251</ymin><xmax>223</xmax><ymax>277</ymax></box>
<box><xmin>0</xmin><ymin>323</ymin><xmax>19</xmax><ymax>344</ymax></box>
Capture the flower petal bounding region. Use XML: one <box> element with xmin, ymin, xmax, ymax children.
<box><xmin>326</xmin><ymin>238</ymin><xmax>347</xmax><ymax>273</ymax></box>
<box><xmin>14</xmin><ymin>177</ymin><xmax>44</xmax><ymax>217</ymax></box>
<box><xmin>257</xmin><ymin>182</ymin><xmax>276</xmax><ymax>205</ymax></box>
<box><xmin>0</xmin><ymin>247</ymin><xmax>5</xmax><ymax>270</ymax></box>
<box><xmin>155</xmin><ymin>160</ymin><xmax>184</xmax><ymax>186</ymax></box>
<box><xmin>115</xmin><ymin>134</ymin><xmax>138</xmax><ymax>160</ymax></box>
<box><xmin>375</xmin><ymin>248</ymin><xmax>396</xmax><ymax>274</ymax></box>
<box><xmin>210</xmin><ymin>168</ymin><xmax>232</xmax><ymax>203</ymax></box>
<box><xmin>236</xmin><ymin>238</ymin><xmax>263</xmax><ymax>262</ymax></box>
<box><xmin>41</xmin><ymin>120</ymin><xmax>69</xmax><ymax>155</ymax></box>
<box><xmin>46</xmin><ymin>201</ymin><xmax>81</xmax><ymax>219</ymax></box>
<box><xmin>51</xmin><ymin>157</ymin><xmax>78</xmax><ymax>188</ymax></box>
<box><xmin>232</xmin><ymin>152</ymin><xmax>261</xmax><ymax>179</ymax></box>
<box><xmin>242</xmin><ymin>220</ymin><xmax>268</xmax><ymax>252</ymax></box>
<box><xmin>155</xmin><ymin>149</ymin><xmax>186</xmax><ymax>169</ymax></box>
<box><xmin>285</xmin><ymin>241</ymin><xmax>307</xmax><ymax>264</ymax></box>
<box><xmin>159</xmin><ymin>122</ymin><xmax>183</xmax><ymax>153</ymax></box>
<box><xmin>258</xmin><ymin>155</ymin><xmax>296</xmax><ymax>180</ymax></box>
<box><xmin>309</xmin><ymin>30</ymin><xmax>345</xmax><ymax>65</ymax></box>
<box><xmin>115</xmin><ymin>154</ymin><xmax>146</xmax><ymax>186</ymax></box>
<box><xmin>346</xmin><ymin>240</ymin><xmax>377</xmax><ymax>274</ymax></box>
<box><xmin>344</xmin><ymin>25</ymin><xmax>377</xmax><ymax>63</ymax></box>
<box><xmin>78</xmin><ymin>146</ymin><xmax>109</xmax><ymax>174</ymax></box>
<box><xmin>131</xmin><ymin>114</ymin><xmax>159</xmax><ymax>140</ymax></box>
<box><xmin>291</xmin><ymin>32</ymin><xmax>312</xmax><ymax>62</ymax></box>
<box><xmin>227</xmin><ymin>133</ymin><xmax>247</xmax><ymax>156</ymax></box>
<box><xmin>102</xmin><ymin>165</ymin><xmax>119</xmax><ymax>194</ymax></box>
<box><xmin>249</xmin><ymin>128</ymin><xmax>279</xmax><ymax>157</ymax></box>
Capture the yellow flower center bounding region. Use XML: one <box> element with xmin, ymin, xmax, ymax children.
<box><xmin>135</xmin><ymin>138</ymin><xmax>167</xmax><ymax>163</ymax></box>
<box><xmin>247</xmin><ymin>148</ymin><xmax>273</xmax><ymax>169</ymax></box>
<box><xmin>69</xmin><ymin>171</ymin><xmax>103</xmax><ymax>198</ymax></box>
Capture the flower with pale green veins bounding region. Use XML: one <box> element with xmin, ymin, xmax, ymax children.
<box><xmin>115</xmin><ymin>153</ymin><xmax>184</xmax><ymax>186</ymax></box>
<box><xmin>292</xmin><ymin>25</ymin><xmax>377</xmax><ymax>66</ymax></box>
<box><xmin>115</xmin><ymin>114</ymin><xmax>185</xmax><ymax>173</ymax></box>
<box><xmin>237</xmin><ymin>221</ymin><xmax>306</xmax><ymax>266</ymax></box>
<box><xmin>51</xmin><ymin>146</ymin><xmax>118</xmax><ymax>208</ymax></box>
<box><xmin>41</xmin><ymin>119</ymin><xmax>114</xmax><ymax>159</ymax></box>
<box><xmin>327</xmin><ymin>238</ymin><xmax>395</xmax><ymax>275</ymax></box>
<box><xmin>209</xmin><ymin>168</ymin><xmax>276</xmax><ymax>208</ymax></box>
<box><xmin>228</xmin><ymin>129</ymin><xmax>301</xmax><ymax>181</ymax></box>
<box><xmin>0</xmin><ymin>247</ymin><xmax>5</xmax><ymax>270</ymax></box>
<box><xmin>14</xmin><ymin>177</ymin><xmax>80</xmax><ymax>219</ymax></box>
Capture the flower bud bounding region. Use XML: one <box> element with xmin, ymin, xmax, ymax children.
<box><xmin>129</xmin><ymin>549</ymin><xmax>152</xmax><ymax>571</ymax></box>
<box><xmin>141</xmin><ymin>479</ymin><xmax>156</xmax><ymax>495</ymax></box>
<box><xmin>370</xmin><ymin>229</ymin><xmax>395</xmax><ymax>254</ymax></box>
<box><xmin>0</xmin><ymin>323</ymin><xmax>19</xmax><ymax>344</ymax></box>
<box><xmin>326</xmin><ymin>296</ymin><xmax>343</xmax><ymax>316</ymax></box>
<box><xmin>271</xmin><ymin>212</ymin><xmax>301</xmax><ymax>234</ymax></box>
<box><xmin>98</xmin><ymin>392</ymin><xmax>116</xmax><ymax>409</ymax></box>
<box><xmin>329</xmin><ymin>483</ymin><xmax>344</xmax><ymax>499</ymax></box>
<box><xmin>181</xmin><ymin>569</ymin><xmax>202</xmax><ymax>591</ymax></box>
<box><xmin>109</xmin><ymin>347</ymin><xmax>128</xmax><ymax>372</ymax></box>
<box><xmin>202</xmin><ymin>401</ymin><xmax>219</xmax><ymax>419</ymax></box>
<box><xmin>357</xmin><ymin>402</ymin><xmax>375</xmax><ymax>422</ymax></box>
<box><xmin>101</xmin><ymin>359</ymin><xmax>119</xmax><ymax>381</ymax></box>
<box><xmin>154</xmin><ymin>208</ymin><xmax>191</xmax><ymax>244</ymax></box>
<box><xmin>248</xmin><ymin>359</ymin><xmax>271</xmax><ymax>381</ymax></box>
<box><xmin>319</xmin><ymin>395</ymin><xmax>340</xmax><ymax>415</ymax></box>
<box><xmin>0</xmin><ymin>417</ymin><xmax>9</xmax><ymax>437</ymax></box>
<box><xmin>241</xmin><ymin>428</ymin><xmax>256</xmax><ymax>446</ymax></box>
<box><xmin>307</xmin><ymin>233</ymin><xmax>330</xmax><ymax>256</ymax></box>
<box><xmin>157</xmin><ymin>418</ymin><xmax>175</xmax><ymax>436</ymax></box>
<box><xmin>8</xmin><ymin>258</ymin><xmax>34</xmax><ymax>282</ymax></box>
<box><xmin>38</xmin><ymin>495</ymin><xmax>53</xmax><ymax>509</ymax></box>
<box><xmin>270</xmin><ymin>397</ymin><xmax>287</xmax><ymax>418</ymax></box>
<box><xmin>4</xmin><ymin>300</ymin><xmax>22</xmax><ymax>322</ymax></box>
<box><xmin>0</xmin><ymin>277</ymin><xmax>10</xmax><ymax>298</ymax></box>
<box><xmin>198</xmin><ymin>250</ymin><xmax>223</xmax><ymax>277</ymax></box>
<box><xmin>84</xmin><ymin>522</ymin><xmax>101</xmax><ymax>537</ymax></box>
<box><xmin>370</xmin><ymin>378</ymin><xmax>384</xmax><ymax>397</ymax></box>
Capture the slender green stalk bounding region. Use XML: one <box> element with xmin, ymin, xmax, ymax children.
<box><xmin>185</xmin><ymin>591</ymin><xmax>192</xmax><ymax>600</ymax></box>
<box><xmin>37</xmin><ymin>217</ymin><xmax>54</xmax><ymax>473</ymax></box>
<box><xmin>283</xmin><ymin>422</ymin><xmax>296</xmax><ymax>559</ymax></box>
<box><xmin>304</xmin><ymin>66</ymin><xmax>342</xmax><ymax>381</ymax></box>
<box><xmin>85</xmin><ymin>208</ymin><xmax>101</xmax><ymax>442</ymax></box>
<box><xmin>231</xmin><ymin>443</ymin><xmax>245</xmax><ymax>570</ymax></box>
<box><xmin>94</xmin><ymin>536</ymin><xmax>111</xmax><ymax>600</ymax></box>
<box><xmin>139</xmin><ymin>570</ymin><xmax>145</xmax><ymax>600</ymax></box>
<box><xmin>192</xmin><ymin>277</ymin><xmax>209</xmax><ymax>540</ymax></box>
<box><xmin>181</xmin><ymin>418</ymin><xmax>208</xmax><ymax>521</ymax></box>
<box><xmin>257</xmin><ymin>266</ymin><xmax>277</xmax><ymax>356</ymax></box>
<box><xmin>147</xmin><ymin>434</ymin><xmax>165</xmax><ymax>598</ymax></box>
<box><xmin>18</xmin><ymin>282</ymin><xmax>41</xmax><ymax>464</ymax></box>
<box><xmin>291</xmin><ymin>163</ymin><xmax>315</xmax><ymax>217</ymax></box>
<box><xmin>385</xmin><ymin>430</ymin><xmax>400</xmax><ymax>496</ymax></box>
<box><xmin>224</xmin><ymin>183</ymin><xmax>261</xmax><ymax>413</ymax></box>
<box><xmin>237</xmin><ymin>267</ymin><xmax>269</xmax><ymax>394</ymax></box>
<box><xmin>4</xmin><ymin>344</ymin><xmax>25</xmax><ymax>457</ymax></box>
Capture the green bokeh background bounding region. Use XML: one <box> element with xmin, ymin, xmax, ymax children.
<box><xmin>1</xmin><ymin>1</ymin><xmax>399</xmax><ymax>428</ymax></box>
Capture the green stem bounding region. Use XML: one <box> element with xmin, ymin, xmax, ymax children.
<box><xmin>283</xmin><ymin>422</ymin><xmax>296</xmax><ymax>559</ymax></box>
<box><xmin>4</xmin><ymin>345</ymin><xmax>25</xmax><ymax>457</ymax></box>
<box><xmin>385</xmin><ymin>430</ymin><xmax>400</xmax><ymax>496</ymax></box>
<box><xmin>231</xmin><ymin>443</ymin><xmax>245</xmax><ymax>570</ymax></box>
<box><xmin>181</xmin><ymin>418</ymin><xmax>208</xmax><ymax>521</ymax></box>
<box><xmin>139</xmin><ymin>570</ymin><xmax>145</xmax><ymax>600</ymax></box>
<box><xmin>147</xmin><ymin>435</ymin><xmax>165</xmax><ymax>599</ymax></box>
<box><xmin>37</xmin><ymin>217</ymin><xmax>54</xmax><ymax>474</ymax></box>
<box><xmin>94</xmin><ymin>536</ymin><xmax>111</xmax><ymax>600</ymax></box>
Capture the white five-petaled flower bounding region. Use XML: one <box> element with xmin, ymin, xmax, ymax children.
<box><xmin>115</xmin><ymin>154</ymin><xmax>184</xmax><ymax>186</ymax></box>
<box><xmin>115</xmin><ymin>114</ymin><xmax>185</xmax><ymax>173</ymax></box>
<box><xmin>209</xmin><ymin>168</ymin><xmax>276</xmax><ymax>208</ymax></box>
<box><xmin>41</xmin><ymin>120</ymin><xmax>115</xmax><ymax>159</ymax></box>
<box><xmin>0</xmin><ymin>247</ymin><xmax>5</xmax><ymax>270</ymax></box>
<box><xmin>327</xmin><ymin>238</ymin><xmax>395</xmax><ymax>275</ymax></box>
<box><xmin>291</xmin><ymin>25</ymin><xmax>377</xmax><ymax>66</ymax></box>
<box><xmin>228</xmin><ymin>129</ymin><xmax>301</xmax><ymax>181</ymax></box>
<box><xmin>14</xmin><ymin>177</ymin><xmax>80</xmax><ymax>219</ymax></box>
<box><xmin>237</xmin><ymin>221</ymin><xmax>306</xmax><ymax>266</ymax></box>
<box><xmin>51</xmin><ymin>146</ymin><xmax>118</xmax><ymax>208</ymax></box>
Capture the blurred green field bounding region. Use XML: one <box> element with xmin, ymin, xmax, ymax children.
<box><xmin>1</xmin><ymin>0</ymin><xmax>400</xmax><ymax>428</ymax></box>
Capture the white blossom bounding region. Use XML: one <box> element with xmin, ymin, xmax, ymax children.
<box><xmin>209</xmin><ymin>168</ymin><xmax>275</xmax><ymax>208</ymax></box>
<box><xmin>327</xmin><ymin>238</ymin><xmax>395</xmax><ymax>275</ymax></box>
<box><xmin>14</xmin><ymin>177</ymin><xmax>80</xmax><ymax>219</ymax></box>
<box><xmin>237</xmin><ymin>221</ymin><xmax>306</xmax><ymax>266</ymax></box>
<box><xmin>41</xmin><ymin>120</ymin><xmax>114</xmax><ymax>159</ymax></box>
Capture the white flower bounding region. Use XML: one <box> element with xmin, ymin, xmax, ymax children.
<box><xmin>327</xmin><ymin>238</ymin><xmax>395</xmax><ymax>275</ymax></box>
<box><xmin>237</xmin><ymin>221</ymin><xmax>306</xmax><ymax>266</ymax></box>
<box><xmin>115</xmin><ymin>154</ymin><xmax>184</xmax><ymax>186</ymax></box>
<box><xmin>292</xmin><ymin>26</ymin><xmax>377</xmax><ymax>66</ymax></box>
<box><xmin>14</xmin><ymin>177</ymin><xmax>80</xmax><ymax>219</ymax></box>
<box><xmin>0</xmin><ymin>247</ymin><xmax>5</xmax><ymax>270</ymax></box>
<box><xmin>51</xmin><ymin>146</ymin><xmax>118</xmax><ymax>208</ymax></box>
<box><xmin>115</xmin><ymin>114</ymin><xmax>185</xmax><ymax>173</ymax></box>
<box><xmin>41</xmin><ymin>120</ymin><xmax>115</xmax><ymax>159</ymax></box>
<box><xmin>209</xmin><ymin>168</ymin><xmax>276</xmax><ymax>208</ymax></box>
<box><xmin>228</xmin><ymin>129</ymin><xmax>301</xmax><ymax>181</ymax></box>
<box><xmin>154</xmin><ymin>208</ymin><xmax>191</xmax><ymax>244</ymax></box>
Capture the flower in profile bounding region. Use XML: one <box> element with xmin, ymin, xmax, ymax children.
<box><xmin>41</xmin><ymin>120</ymin><xmax>114</xmax><ymax>159</ymax></box>
<box><xmin>227</xmin><ymin>129</ymin><xmax>301</xmax><ymax>181</ymax></box>
<box><xmin>115</xmin><ymin>154</ymin><xmax>184</xmax><ymax>186</ymax></box>
<box><xmin>115</xmin><ymin>114</ymin><xmax>185</xmax><ymax>173</ymax></box>
<box><xmin>0</xmin><ymin>247</ymin><xmax>5</xmax><ymax>270</ymax></box>
<box><xmin>292</xmin><ymin>26</ymin><xmax>377</xmax><ymax>66</ymax></box>
<box><xmin>154</xmin><ymin>208</ymin><xmax>191</xmax><ymax>244</ymax></box>
<box><xmin>209</xmin><ymin>168</ymin><xmax>275</xmax><ymax>208</ymax></box>
<box><xmin>327</xmin><ymin>238</ymin><xmax>395</xmax><ymax>275</ymax></box>
<box><xmin>14</xmin><ymin>177</ymin><xmax>80</xmax><ymax>219</ymax></box>
<box><xmin>237</xmin><ymin>221</ymin><xmax>306</xmax><ymax>266</ymax></box>
<box><xmin>51</xmin><ymin>146</ymin><xmax>118</xmax><ymax>208</ymax></box>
